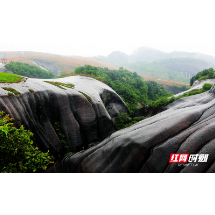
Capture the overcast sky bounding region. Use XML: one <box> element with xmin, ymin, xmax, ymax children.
<box><xmin>0</xmin><ymin>43</ymin><xmax>215</xmax><ymax>57</ymax></box>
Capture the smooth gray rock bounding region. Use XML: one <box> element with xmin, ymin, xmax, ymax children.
<box><xmin>0</xmin><ymin>76</ymin><xmax>128</xmax><ymax>158</ymax></box>
<box><xmin>49</xmin><ymin>81</ymin><xmax>215</xmax><ymax>173</ymax></box>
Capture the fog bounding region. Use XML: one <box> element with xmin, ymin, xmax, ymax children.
<box><xmin>1</xmin><ymin>43</ymin><xmax>215</xmax><ymax>58</ymax></box>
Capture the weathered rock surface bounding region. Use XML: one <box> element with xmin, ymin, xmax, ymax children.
<box><xmin>48</xmin><ymin>81</ymin><xmax>215</xmax><ymax>173</ymax></box>
<box><xmin>0</xmin><ymin>76</ymin><xmax>128</xmax><ymax>158</ymax></box>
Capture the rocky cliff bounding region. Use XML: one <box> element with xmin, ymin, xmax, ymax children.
<box><xmin>47</xmin><ymin>79</ymin><xmax>215</xmax><ymax>173</ymax></box>
<box><xmin>0</xmin><ymin>76</ymin><xmax>128</xmax><ymax>158</ymax></box>
<box><xmin>2</xmin><ymin>75</ymin><xmax>215</xmax><ymax>173</ymax></box>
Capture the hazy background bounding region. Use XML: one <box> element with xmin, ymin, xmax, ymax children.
<box><xmin>0</xmin><ymin>43</ymin><xmax>215</xmax><ymax>57</ymax></box>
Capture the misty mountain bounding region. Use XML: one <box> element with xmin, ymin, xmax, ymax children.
<box><xmin>129</xmin><ymin>47</ymin><xmax>168</xmax><ymax>63</ymax></box>
<box><xmin>95</xmin><ymin>51</ymin><xmax>129</xmax><ymax>66</ymax></box>
<box><xmin>95</xmin><ymin>47</ymin><xmax>215</xmax><ymax>81</ymax></box>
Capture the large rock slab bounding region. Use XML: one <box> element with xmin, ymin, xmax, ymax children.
<box><xmin>49</xmin><ymin>84</ymin><xmax>215</xmax><ymax>172</ymax></box>
<box><xmin>0</xmin><ymin>76</ymin><xmax>128</xmax><ymax>158</ymax></box>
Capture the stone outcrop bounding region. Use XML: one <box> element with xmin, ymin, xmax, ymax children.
<box><xmin>2</xmin><ymin>75</ymin><xmax>215</xmax><ymax>173</ymax></box>
<box><xmin>47</xmin><ymin>81</ymin><xmax>215</xmax><ymax>173</ymax></box>
<box><xmin>0</xmin><ymin>76</ymin><xmax>128</xmax><ymax>158</ymax></box>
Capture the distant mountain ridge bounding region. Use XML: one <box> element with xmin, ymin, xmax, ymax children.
<box><xmin>96</xmin><ymin>47</ymin><xmax>215</xmax><ymax>64</ymax></box>
<box><xmin>94</xmin><ymin>47</ymin><xmax>215</xmax><ymax>82</ymax></box>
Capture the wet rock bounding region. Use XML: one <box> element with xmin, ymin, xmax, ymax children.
<box><xmin>49</xmin><ymin>83</ymin><xmax>215</xmax><ymax>172</ymax></box>
<box><xmin>0</xmin><ymin>76</ymin><xmax>127</xmax><ymax>158</ymax></box>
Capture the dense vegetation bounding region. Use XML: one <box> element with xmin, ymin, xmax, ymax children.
<box><xmin>0</xmin><ymin>111</ymin><xmax>53</xmax><ymax>173</ymax></box>
<box><xmin>5</xmin><ymin>62</ymin><xmax>54</xmax><ymax>79</ymax></box>
<box><xmin>161</xmin><ymin>84</ymin><xmax>190</xmax><ymax>95</ymax></box>
<box><xmin>68</xmin><ymin>65</ymin><xmax>172</xmax><ymax>114</ymax></box>
<box><xmin>167</xmin><ymin>85</ymin><xmax>189</xmax><ymax>94</ymax></box>
<box><xmin>113</xmin><ymin>113</ymin><xmax>145</xmax><ymax>130</ymax></box>
<box><xmin>190</xmin><ymin>68</ymin><xmax>215</xmax><ymax>86</ymax></box>
<box><xmin>0</xmin><ymin>72</ymin><xmax>23</xmax><ymax>83</ymax></box>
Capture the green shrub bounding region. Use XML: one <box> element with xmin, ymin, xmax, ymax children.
<box><xmin>2</xmin><ymin>87</ymin><xmax>20</xmax><ymax>95</ymax></box>
<box><xmin>202</xmin><ymin>83</ymin><xmax>213</xmax><ymax>91</ymax></box>
<box><xmin>133</xmin><ymin>116</ymin><xmax>146</xmax><ymax>121</ymax></box>
<box><xmin>113</xmin><ymin>113</ymin><xmax>131</xmax><ymax>130</ymax></box>
<box><xmin>28</xmin><ymin>89</ymin><xmax>34</xmax><ymax>93</ymax></box>
<box><xmin>149</xmin><ymin>86</ymin><xmax>209</xmax><ymax>110</ymax></box>
<box><xmin>190</xmin><ymin>68</ymin><xmax>215</xmax><ymax>86</ymax></box>
<box><xmin>113</xmin><ymin>113</ymin><xmax>146</xmax><ymax>130</ymax></box>
<box><xmin>5</xmin><ymin>62</ymin><xmax>54</xmax><ymax>79</ymax></box>
<box><xmin>0</xmin><ymin>111</ymin><xmax>52</xmax><ymax>173</ymax></box>
<box><xmin>8</xmin><ymin>92</ymin><xmax>14</xmax><ymax>96</ymax></box>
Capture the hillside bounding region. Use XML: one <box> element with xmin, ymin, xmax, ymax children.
<box><xmin>140</xmin><ymin>75</ymin><xmax>189</xmax><ymax>87</ymax></box>
<box><xmin>1</xmin><ymin>67</ymin><xmax>215</xmax><ymax>172</ymax></box>
<box><xmin>0</xmin><ymin>51</ymin><xmax>118</xmax><ymax>75</ymax></box>
<box><xmin>59</xmin><ymin>65</ymin><xmax>173</xmax><ymax>113</ymax></box>
<box><xmin>95</xmin><ymin>47</ymin><xmax>215</xmax><ymax>82</ymax></box>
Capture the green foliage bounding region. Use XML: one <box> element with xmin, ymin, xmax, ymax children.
<box><xmin>70</xmin><ymin>65</ymin><xmax>172</xmax><ymax>114</ymax></box>
<box><xmin>5</xmin><ymin>62</ymin><xmax>54</xmax><ymax>79</ymax></box>
<box><xmin>0</xmin><ymin>111</ymin><xmax>52</xmax><ymax>173</ymax></box>
<box><xmin>28</xmin><ymin>89</ymin><xmax>34</xmax><ymax>93</ymax></box>
<box><xmin>202</xmin><ymin>83</ymin><xmax>213</xmax><ymax>91</ymax></box>
<box><xmin>145</xmin><ymin>81</ymin><xmax>172</xmax><ymax>101</ymax></box>
<box><xmin>8</xmin><ymin>92</ymin><xmax>14</xmax><ymax>96</ymax></box>
<box><xmin>54</xmin><ymin>122</ymin><xmax>72</xmax><ymax>157</ymax></box>
<box><xmin>2</xmin><ymin>87</ymin><xmax>21</xmax><ymax>95</ymax></box>
<box><xmin>113</xmin><ymin>113</ymin><xmax>146</xmax><ymax>130</ymax></box>
<box><xmin>78</xmin><ymin>91</ymin><xmax>93</xmax><ymax>104</ymax></box>
<box><xmin>0</xmin><ymin>72</ymin><xmax>23</xmax><ymax>83</ymax></box>
<box><xmin>168</xmin><ymin>85</ymin><xmax>189</xmax><ymax>94</ymax></box>
<box><xmin>113</xmin><ymin>113</ymin><xmax>131</xmax><ymax>130</ymax></box>
<box><xmin>149</xmin><ymin>86</ymin><xmax>210</xmax><ymax>110</ymax></box>
<box><xmin>190</xmin><ymin>68</ymin><xmax>215</xmax><ymax>86</ymax></box>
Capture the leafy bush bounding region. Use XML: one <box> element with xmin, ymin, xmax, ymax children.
<box><xmin>202</xmin><ymin>83</ymin><xmax>213</xmax><ymax>91</ymax></box>
<box><xmin>113</xmin><ymin>113</ymin><xmax>146</xmax><ymax>130</ymax></box>
<box><xmin>28</xmin><ymin>89</ymin><xmax>34</xmax><ymax>93</ymax></box>
<box><xmin>149</xmin><ymin>86</ymin><xmax>211</xmax><ymax>110</ymax></box>
<box><xmin>190</xmin><ymin>68</ymin><xmax>215</xmax><ymax>86</ymax></box>
<box><xmin>0</xmin><ymin>111</ymin><xmax>52</xmax><ymax>173</ymax></box>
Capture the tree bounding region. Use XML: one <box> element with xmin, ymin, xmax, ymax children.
<box><xmin>0</xmin><ymin>111</ymin><xmax>52</xmax><ymax>173</ymax></box>
<box><xmin>203</xmin><ymin>83</ymin><xmax>213</xmax><ymax>91</ymax></box>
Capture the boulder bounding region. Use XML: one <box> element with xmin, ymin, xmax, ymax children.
<box><xmin>0</xmin><ymin>76</ymin><xmax>128</xmax><ymax>158</ymax></box>
<box><xmin>49</xmin><ymin>82</ymin><xmax>215</xmax><ymax>172</ymax></box>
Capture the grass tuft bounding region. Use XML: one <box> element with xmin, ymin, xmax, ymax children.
<box><xmin>28</xmin><ymin>89</ymin><xmax>34</xmax><ymax>93</ymax></box>
<box><xmin>2</xmin><ymin>87</ymin><xmax>21</xmax><ymax>95</ymax></box>
<box><xmin>0</xmin><ymin>72</ymin><xmax>23</xmax><ymax>83</ymax></box>
<box><xmin>78</xmin><ymin>91</ymin><xmax>93</xmax><ymax>104</ymax></box>
<box><xmin>44</xmin><ymin>81</ymin><xmax>75</xmax><ymax>90</ymax></box>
